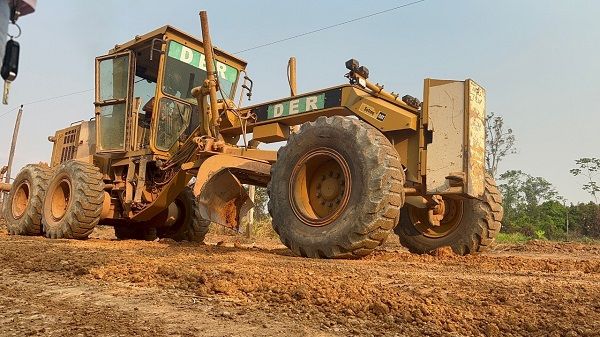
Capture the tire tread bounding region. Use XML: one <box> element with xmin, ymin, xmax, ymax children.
<box><xmin>269</xmin><ymin>116</ymin><xmax>405</xmax><ymax>258</ymax></box>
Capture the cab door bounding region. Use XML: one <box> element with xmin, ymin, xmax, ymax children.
<box><xmin>94</xmin><ymin>51</ymin><xmax>135</xmax><ymax>153</ymax></box>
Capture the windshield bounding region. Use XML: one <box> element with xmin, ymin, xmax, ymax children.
<box><xmin>164</xmin><ymin>40</ymin><xmax>238</xmax><ymax>100</ymax></box>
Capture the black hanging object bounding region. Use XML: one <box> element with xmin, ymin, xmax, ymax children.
<box><xmin>1</xmin><ymin>39</ymin><xmax>19</xmax><ymax>81</ymax></box>
<box><xmin>10</xmin><ymin>5</ymin><xmax>18</xmax><ymax>23</ymax></box>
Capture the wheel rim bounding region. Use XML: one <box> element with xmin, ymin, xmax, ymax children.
<box><xmin>49</xmin><ymin>178</ymin><xmax>71</xmax><ymax>222</ymax></box>
<box><xmin>11</xmin><ymin>181</ymin><xmax>30</xmax><ymax>219</ymax></box>
<box><xmin>289</xmin><ymin>148</ymin><xmax>351</xmax><ymax>227</ymax></box>
<box><xmin>410</xmin><ymin>198</ymin><xmax>464</xmax><ymax>238</ymax></box>
<box><xmin>162</xmin><ymin>198</ymin><xmax>185</xmax><ymax>231</ymax></box>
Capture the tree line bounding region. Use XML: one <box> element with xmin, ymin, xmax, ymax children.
<box><xmin>486</xmin><ymin>114</ymin><xmax>600</xmax><ymax>240</ymax></box>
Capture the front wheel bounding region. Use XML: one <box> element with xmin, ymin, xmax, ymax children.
<box><xmin>268</xmin><ymin>116</ymin><xmax>405</xmax><ymax>259</ymax></box>
<box><xmin>395</xmin><ymin>174</ymin><xmax>503</xmax><ymax>255</ymax></box>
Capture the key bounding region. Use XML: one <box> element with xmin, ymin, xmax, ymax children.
<box><xmin>2</xmin><ymin>80</ymin><xmax>11</xmax><ymax>105</ymax></box>
<box><xmin>1</xmin><ymin>39</ymin><xmax>20</xmax><ymax>105</ymax></box>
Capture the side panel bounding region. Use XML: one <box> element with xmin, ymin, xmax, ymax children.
<box><xmin>423</xmin><ymin>79</ymin><xmax>487</xmax><ymax>199</ymax></box>
<box><xmin>466</xmin><ymin>80</ymin><xmax>486</xmax><ymax>197</ymax></box>
<box><xmin>424</xmin><ymin>80</ymin><xmax>465</xmax><ymax>194</ymax></box>
<box><xmin>343</xmin><ymin>87</ymin><xmax>418</xmax><ymax>132</ymax></box>
<box><xmin>220</xmin><ymin>85</ymin><xmax>418</xmax><ymax>139</ymax></box>
<box><xmin>76</xmin><ymin>121</ymin><xmax>97</xmax><ymax>163</ymax></box>
<box><xmin>49</xmin><ymin>121</ymin><xmax>97</xmax><ymax>167</ymax></box>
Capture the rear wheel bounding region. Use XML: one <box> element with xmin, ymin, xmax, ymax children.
<box><xmin>268</xmin><ymin>116</ymin><xmax>405</xmax><ymax>258</ymax></box>
<box><xmin>42</xmin><ymin>160</ymin><xmax>104</xmax><ymax>239</ymax></box>
<box><xmin>2</xmin><ymin>164</ymin><xmax>51</xmax><ymax>235</ymax></box>
<box><xmin>395</xmin><ymin>174</ymin><xmax>503</xmax><ymax>255</ymax></box>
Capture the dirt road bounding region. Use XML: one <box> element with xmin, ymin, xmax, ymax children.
<box><xmin>0</xmin><ymin>224</ymin><xmax>598</xmax><ymax>337</ymax></box>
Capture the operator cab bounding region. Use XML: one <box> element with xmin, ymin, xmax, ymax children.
<box><xmin>94</xmin><ymin>25</ymin><xmax>246</xmax><ymax>156</ymax></box>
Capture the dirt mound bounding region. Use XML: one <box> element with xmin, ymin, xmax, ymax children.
<box><xmin>0</xmin><ymin>228</ymin><xmax>598</xmax><ymax>336</ymax></box>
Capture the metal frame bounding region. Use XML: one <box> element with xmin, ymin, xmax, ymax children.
<box><xmin>94</xmin><ymin>50</ymin><xmax>136</xmax><ymax>153</ymax></box>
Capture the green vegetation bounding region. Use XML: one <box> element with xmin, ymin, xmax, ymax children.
<box><xmin>570</xmin><ymin>157</ymin><xmax>600</xmax><ymax>203</ymax></box>
<box><xmin>496</xmin><ymin>232</ymin><xmax>529</xmax><ymax>244</ymax></box>
<box><xmin>497</xmin><ymin>167</ymin><xmax>600</xmax><ymax>241</ymax></box>
<box><xmin>486</xmin><ymin>114</ymin><xmax>599</xmax><ymax>242</ymax></box>
<box><xmin>248</xmin><ymin>187</ymin><xmax>278</xmax><ymax>238</ymax></box>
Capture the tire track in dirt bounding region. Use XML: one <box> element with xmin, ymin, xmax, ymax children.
<box><xmin>0</xmin><ymin>226</ymin><xmax>598</xmax><ymax>336</ymax></box>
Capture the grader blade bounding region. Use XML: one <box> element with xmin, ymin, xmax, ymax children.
<box><xmin>190</xmin><ymin>154</ymin><xmax>272</xmax><ymax>230</ymax></box>
<box><xmin>195</xmin><ymin>170</ymin><xmax>252</xmax><ymax>230</ymax></box>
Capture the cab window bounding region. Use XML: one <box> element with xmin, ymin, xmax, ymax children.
<box><xmin>163</xmin><ymin>40</ymin><xmax>238</xmax><ymax>100</ymax></box>
<box><xmin>155</xmin><ymin>97</ymin><xmax>192</xmax><ymax>151</ymax></box>
<box><xmin>95</xmin><ymin>53</ymin><xmax>131</xmax><ymax>152</ymax></box>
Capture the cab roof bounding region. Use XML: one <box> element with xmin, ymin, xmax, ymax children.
<box><xmin>110</xmin><ymin>25</ymin><xmax>247</xmax><ymax>68</ymax></box>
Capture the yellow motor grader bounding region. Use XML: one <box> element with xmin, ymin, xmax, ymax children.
<box><xmin>1</xmin><ymin>12</ymin><xmax>502</xmax><ymax>258</ymax></box>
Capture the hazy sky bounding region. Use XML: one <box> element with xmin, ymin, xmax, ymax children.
<box><xmin>0</xmin><ymin>0</ymin><xmax>598</xmax><ymax>203</ymax></box>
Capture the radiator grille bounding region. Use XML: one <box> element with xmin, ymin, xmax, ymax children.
<box><xmin>51</xmin><ymin>125</ymin><xmax>81</xmax><ymax>167</ymax></box>
<box><xmin>59</xmin><ymin>128</ymin><xmax>79</xmax><ymax>164</ymax></box>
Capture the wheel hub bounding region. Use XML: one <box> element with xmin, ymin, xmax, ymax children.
<box><xmin>427</xmin><ymin>195</ymin><xmax>446</xmax><ymax>226</ymax></box>
<box><xmin>11</xmin><ymin>181</ymin><xmax>30</xmax><ymax>219</ymax></box>
<box><xmin>50</xmin><ymin>178</ymin><xmax>71</xmax><ymax>222</ymax></box>
<box><xmin>410</xmin><ymin>196</ymin><xmax>464</xmax><ymax>238</ymax></box>
<box><xmin>290</xmin><ymin>148</ymin><xmax>351</xmax><ymax>227</ymax></box>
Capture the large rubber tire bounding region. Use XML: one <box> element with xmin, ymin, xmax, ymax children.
<box><xmin>42</xmin><ymin>160</ymin><xmax>104</xmax><ymax>239</ymax></box>
<box><xmin>268</xmin><ymin>116</ymin><xmax>405</xmax><ymax>258</ymax></box>
<box><xmin>395</xmin><ymin>174</ymin><xmax>503</xmax><ymax>255</ymax></box>
<box><xmin>2</xmin><ymin>164</ymin><xmax>51</xmax><ymax>235</ymax></box>
<box><xmin>156</xmin><ymin>187</ymin><xmax>210</xmax><ymax>242</ymax></box>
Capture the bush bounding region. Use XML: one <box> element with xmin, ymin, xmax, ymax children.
<box><xmin>496</xmin><ymin>232</ymin><xmax>529</xmax><ymax>244</ymax></box>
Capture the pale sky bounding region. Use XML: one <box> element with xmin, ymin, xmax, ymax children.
<box><xmin>0</xmin><ymin>0</ymin><xmax>598</xmax><ymax>203</ymax></box>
